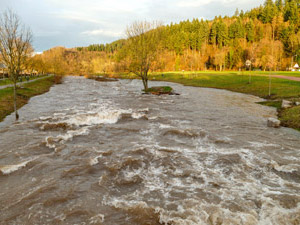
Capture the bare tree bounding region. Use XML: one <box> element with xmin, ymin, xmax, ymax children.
<box><xmin>0</xmin><ymin>9</ymin><xmax>33</xmax><ymax>120</ymax></box>
<box><xmin>125</xmin><ymin>21</ymin><xmax>162</xmax><ymax>90</ymax></box>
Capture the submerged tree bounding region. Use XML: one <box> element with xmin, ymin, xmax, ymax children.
<box><xmin>0</xmin><ymin>9</ymin><xmax>32</xmax><ymax>120</ymax></box>
<box><xmin>125</xmin><ymin>21</ymin><xmax>162</xmax><ymax>90</ymax></box>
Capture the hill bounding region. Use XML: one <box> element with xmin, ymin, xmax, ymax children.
<box><xmin>32</xmin><ymin>0</ymin><xmax>300</xmax><ymax>75</ymax></box>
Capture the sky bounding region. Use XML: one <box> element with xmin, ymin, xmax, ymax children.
<box><xmin>1</xmin><ymin>0</ymin><xmax>263</xmax><ymax>52</ymax></box>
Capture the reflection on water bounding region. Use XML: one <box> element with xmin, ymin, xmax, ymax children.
<box><xmin>0</xmin><ymin>77</ymin><xmax>300</xmax><ymax>225</ymax></box>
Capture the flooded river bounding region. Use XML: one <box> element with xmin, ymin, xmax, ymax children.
<box><xmin>0</xmin><ymin>76</ymin><xmax>300</xmax><ymax>225</ymax></box>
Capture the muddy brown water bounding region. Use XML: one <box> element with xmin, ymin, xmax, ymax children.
<box><xmin>0</xmin><ymin>76</ymin><xmax>300</xmax><ymax>225</ymax></box>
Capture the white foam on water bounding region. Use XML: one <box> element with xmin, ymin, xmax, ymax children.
<box><xmin>42</xmin><ymin>101</ymin><xmax>150</xmax><ymax>154</ymax></box>
<box><xmin>159</xmin><ymin>123</ymin><xmax>174</xmax><ymax>129</ymax></box>
<box><xmin>0</xmin><ymin>158</ymin><xmax>35</xmax><ymax>175</ymax></box>
<box><xmin>45</xmin><ymin>136</ymin><xmax>56</xmax><ymax>149</ymax></box>
<box><xmin>89</xmin><ymin>155</ymin><xmax>101</xmax><ymax>166</ymax></box>
<box><xmin>53</xmin><ymin>112</ymin><xmax>67</xmax><ymax>117</ymax></box>
<box><xmin>102</xmin><ymin>137</ymin><xmax>300</xmax><ymax>225</ymax></box>
<box><xmin>55</xmin><ymin>101</ymin><xmax>148</xmax><ymax>127</ymax></box>
<box><xmin>57</xmin><ymin>126</ymin><xmax>90</xmax><ymax>142</ymax></box>
<box><xmin>131</xmin><ymin>112</ymin><xmax>145</xmax><ymax>119</ymax></box>
<box><xmin>137</xmin><ymin>108</ymin><xmax>149</xmax><ymax>113</ymax></box>
<box><xmin>122</xmin><ymin>167</ymin><xmax>143</xmax><ymax>183</ymax></box>
<box><xmin>148</xmin><ymin>116</ymin><xmax>158</xmax><ymax>120</ymax></box>
<box><xmin>258</xmin><ymin>198</ymin><xmax>300</xmax><ymax>225</ymax></box>
<box><xmin>249</xmin><ymin>141</ymin><xmax>279</xmax><ymax>148</ymax></box>
<box><xmin>89</xmin><ymin>213</ymin><xmax>105</xmax><ymax>224</ymax></box>
<box><xmin>39</xmin><ymin>116</ymin><xmax>52</xmax><ymax>121</ymax></box>
<box><xmin>45</xmin><ymin>127</ymin><xmax>90</xmax><ymax>150</ymax></box>
<box><xmin>270</xmin><ymin>161</ymin><xmax>299</xmax><ymax>173</ymax></box>
<box><xmin>64</xmin><ymin>110</ymin><xmax>124</xmax><ymax>126</ymax></box>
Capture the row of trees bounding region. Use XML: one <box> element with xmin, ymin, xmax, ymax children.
<box><xmin>26</xmin><ymin>0</ymin><xmax>300</xmax><ymax>89</ymax></box>
<box><xmin>45</xmin><ymin>0</ymin><xmax>297</xmax><ymax>75</ymax></box>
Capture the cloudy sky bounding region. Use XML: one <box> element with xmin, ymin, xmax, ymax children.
<box><xmin>1</xmin><ymin>0</ymin><xmax>263</xmax><ymax>52</ymax></box>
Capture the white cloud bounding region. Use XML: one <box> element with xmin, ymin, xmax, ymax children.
<box><xmin>34</xmin><ymin>30</ymin><xmax>61</xmax><ymax>37</ymax></box>
<box><xmin>81</xmin><ymin>29</ymin><xmax>124</xmax><ymax>38</ymax></box>
<box><xmin>52</xmin><ymin>11</ymin><xmax>105</xmax><ymax>25</ymax></box>
<box><xmin>46</xmin><ymin>0</ymin><xmax>144</xmax><ymax>13</ymax></box>
<box><xmin>177</xmin><ymin>0</ymin><xmax>213</xmax><ymax>7</ymax></box>
<box><xmin>1</xmin><ymin>0</ymin><xmax>264</xmax><ymax>51</ymax></box>
<box><xmin>176</xmin><ymin>0</ymin><xmax>239</xmax><ymax>7</ymax></box>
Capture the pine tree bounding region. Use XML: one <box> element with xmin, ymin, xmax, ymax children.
<box><xmin>234</xmin><ymin>8</ymin><xmax>240</xmax><ymax>17</ymax></box>
<box><xmin>275</xmin><ymin>0</ymin><xmax>283</xmax><ymax>11</ymax></box>
<box><xmin>210</xmin><ymin>21</ymin><xmax>217</xmax><ymax>45</ymax></box>
<box><xmin>261</xmin><ymin>0</ymin><xmax>277</xmax><ymax>23</ymax></box>
<box><xmin>246</xmin><ymin>20</ymin><xmax>255</xmax><ymax>42</ymax></box>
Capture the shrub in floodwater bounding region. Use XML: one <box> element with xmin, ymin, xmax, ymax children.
<box><xmin>144</xmin><ymin>86</ymin><xmax>174</xmax><ymax>95</ymax></box>
<box><xmin>85</xmin><ymin>75</ymin><xmax>118</xmax><ymax>82</ymax></box>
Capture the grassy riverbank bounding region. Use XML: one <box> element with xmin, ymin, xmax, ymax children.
<box><xmin>109</xmin><ymin>72</ymin><xmax>300</xmax><ymax>131</ymax></box>
<box><xmin>152</xmin><ymin>71</ymin><xmax>300</xmax><ymax>77</ymax></box>
<box><xmin>0</xmin><ymin>75</ymin><xmax>62</xmax><ymax>122</ymax></box>
<box><xmin>0</xmin><ymin>75</ymin><xmax>48</xmax><ymax>86</ymax></box>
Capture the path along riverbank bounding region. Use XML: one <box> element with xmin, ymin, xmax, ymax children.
<box><xmin>0</xmin><ymin>75</ymin><xmax>51</xmax><ymax>90</ymax></box>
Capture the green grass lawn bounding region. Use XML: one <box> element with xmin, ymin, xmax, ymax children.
<box><xmin>0</xmin><ymin>75</ymin><xmax>48</xmax><ymax>86</ymax></box>
<box><xmin>279</xmin><ymin>106</ymin><xmax>300</xmax><ymax>131</ymax></box>
<box><xmin>151</xmin><ymin>70</ymin><xmax>300</xmax><ymax>77</ymax></box>
<box><xmin>149</xmin><ymin>73</ymin><xmax>300</xmax><ymax>99</ymax></box>
<box><xmin>0</xmin><ymin>76</ymin><xmax>60</xmax><ymax>122</ymax></box>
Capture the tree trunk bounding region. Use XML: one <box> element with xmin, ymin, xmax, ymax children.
<box><xmin>142</xmin><ymin>76</ymin><xmax>148</xmax><ymax>90</ymax></box>
<box><xmin>143</xmin><ymin>78</ymin><xmax>148</xmax><ymax>90</ymax></box>
<box><xmin>13</xmin><ymin>82</ymin><xmax>19</xmax><ymax>120</ymax></box>
<box><xmin>268</xmin><ymin>72</ymin><xmax>271</xmax><ymax>97</ymax></box>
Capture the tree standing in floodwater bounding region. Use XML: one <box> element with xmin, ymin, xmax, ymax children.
<box><xmin>124</xmin><ymin>21</ymin><xmax>162</xmax><ymax>90</ymax></box>
<box><xmin>0</xmin><ymin>9</ymin><xmax>32</xmax><ymax>120</ymax></box>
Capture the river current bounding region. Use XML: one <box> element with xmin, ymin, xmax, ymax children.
<box><xmin>0</xmin><ymin>76</ymin><xmax>300</xmax><ymax>225</ymax></box>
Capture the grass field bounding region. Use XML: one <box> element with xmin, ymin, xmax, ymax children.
<box><xmin>0</xmin><ymin>75</ymin><xmax>48</xmax><ymax>86</ymax></box>
<box><xmin>110</xmin><ymin>71</ymin><xmax>300</xmax><ymax>131</ymax></box>
<box><xmin>151</xmin><ymin>70</ymin><xmax>300</xmax><ymax>77</ymax></box>
<box><xmin>0</xmin><ymin>75</ymin><xmax>61</xmax><ymax>122</ymax></box>
<box><xmin>149</xmin><ymin>73</ymin><xmax>300</xmax><ymax>99</ymax></box>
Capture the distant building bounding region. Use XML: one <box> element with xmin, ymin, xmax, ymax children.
<box><xmin>291</xmin><ymin>63</ymin><xmax>299</xmax><ymax>71</ymax></box>
<box><xmin>0</xmin><ymin>63</ymin><xmax>7</xmax><ymax>78</ymax></box>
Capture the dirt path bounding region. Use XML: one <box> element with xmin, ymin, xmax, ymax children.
<box><xmin>271</xmin><ymin>75</ymin><xmax>300</xmax><ymax>82</ymax></box>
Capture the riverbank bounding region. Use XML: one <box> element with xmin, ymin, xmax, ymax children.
<box><xmin>0</xmin><ymin>75</ymin><xmax>62</xmax><ymax>122</ymax></box>
<box><xmin>0</xmin><ymin>75</ymin><xmax>49</xmax><ymax>87</ymax></box>
<box><xmin>152</xmin><ymin>70</ymin><xmax>300</xmax><ymax>77</ymax></box>
<box><xmin>108</xmin><ymin>72</ymin><xmax>300</xmax><ymax>131</ymax></box>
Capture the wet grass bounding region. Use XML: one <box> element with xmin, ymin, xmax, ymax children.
<box><xmin>279</xmin><ymin>106</ymin><xmax>300</xmax><ymax>131</ymax></box>
<box><xmin>257</xmin><ymin>101</ymin><xmax>282</xmax><ymax>109</ymax></box>
<box><xmin>144</xmin><ymin>86</ymin><xmax>173</xmax><ymax>95</ymax></box>
<box><xmin>0</xmin><ymin>75</ymin><xmax>61</xmax><ymax>122</ymax></box>
<box><xmin>112</xmin><ymin>72</ymin><xmax>300</xmax><ymax>131</ymax></box>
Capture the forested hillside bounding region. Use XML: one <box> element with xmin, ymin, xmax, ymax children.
<box><xmin>33</xmin><ymin>0</ymin><xmax>300</xmax><ymax>75</ymax></box>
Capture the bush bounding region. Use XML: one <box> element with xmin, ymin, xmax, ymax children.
<box><xmin>54</xmin><ymin>75</ymin><xmax>63</xmax><ymax>84</ymax></box>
